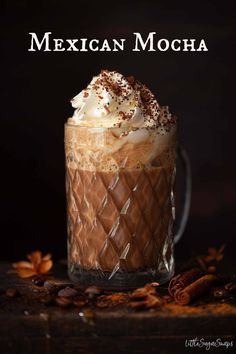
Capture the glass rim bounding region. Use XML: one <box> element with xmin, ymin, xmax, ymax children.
<box><xmin>65</xmin><ymin>122</ymin><xmax>114</xmax><ymax>129</ymax></box>
<box><xmin>64</xmin><ymin>122</ymin><xmax>177</xmax><ymax>131</ymax></box>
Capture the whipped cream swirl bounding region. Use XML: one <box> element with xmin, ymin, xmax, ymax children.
<box><xmin>68</xmin><ymin>70</ymin><xmax>176</xmax><ymax>132</ymax></box>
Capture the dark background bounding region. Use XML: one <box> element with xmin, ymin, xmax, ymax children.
<box><xmin>1</xmin><ymin>0</ymin><xmax>236</xmax><ymax>263</ymax></box>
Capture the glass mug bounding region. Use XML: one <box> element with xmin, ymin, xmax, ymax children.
<box><xmin>65</xmin><ymin>123</ymin><xmax>191</xmax><ymax>290</ymax></box>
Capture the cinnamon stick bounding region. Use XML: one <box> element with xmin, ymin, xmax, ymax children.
<box><xmin>168</xmin><ymin>267</ymin><xmax>202</xmax><ymax>296</ymax></box>
<box><xmin>174</xmin><ymin>274</ymin><xmax>217</xmax><ymax>305</ymax></box>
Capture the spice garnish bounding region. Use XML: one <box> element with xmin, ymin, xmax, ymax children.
<box><xmin>200</xmin><ymin>244</ymin><xmax>225</xmax><ymax>263</ymax></box>
<box><xmin>168</xmin><ymin>268</ymin><xmax>202</xmax><ymax>297</ymax></box>
<box><xmin>174</xmin><ymin>274</ymin><xmax>217</xmax><ymax>305</ymax></box>
<box><xmin>12</xmin><ymin>251</ymin><xmax>53</xmax><ymax>278</ymax></box>
<box><xmin>129</xmin><ymin>282</ymin><xmax>161</xmax><ymax>309</ymax></box>
<box><xmin>96</xmin><ymin>292</ymin><xmax>128</xmax><ymax>308</ymax></box>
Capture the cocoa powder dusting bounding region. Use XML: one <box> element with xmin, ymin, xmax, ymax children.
<box><xmin>164</xmin><ymin>302</ymin><xmax>236</xmax><ymax>315</ymax></box>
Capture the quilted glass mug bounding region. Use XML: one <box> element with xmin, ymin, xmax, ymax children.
<box><xmin>65</xmin><ymin>123</ymin><xmax>191</xmax><ymax>290</ymax></box>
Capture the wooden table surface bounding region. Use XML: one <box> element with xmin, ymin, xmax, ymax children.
<box><xmin>0</xmin><ymin>263</ymin><xmax>236</xmax><ymax>354</ymax></box>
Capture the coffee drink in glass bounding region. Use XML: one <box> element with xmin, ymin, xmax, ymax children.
<box><xmin>65</xmin><ymin>70</ymin><xmax>178</xmax><ymax>289</ymax></box>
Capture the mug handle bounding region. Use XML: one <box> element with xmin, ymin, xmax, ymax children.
<box><xmin>173</xmin><ymin>145</ymin><xmax>192</xmax><ymax>244</ymax></box>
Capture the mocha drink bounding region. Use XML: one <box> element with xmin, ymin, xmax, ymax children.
<box><xmin>65</xmin><ymin>70</ymin><xmax>177</xmax><ymax>289</ymax></box>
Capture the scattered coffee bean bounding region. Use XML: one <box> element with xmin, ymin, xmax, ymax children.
<box><xmin>6</xmin><ymin>288</ymin><xmax>19</xmax><ymax>298</ymax></box>
<box><xmin>225</xmin><ymin>282</ymin><xmax>236</xmax><ymax>293</ymax></box>
<box><xmin>44</xmin><ymin>280</ymin><xmax>73</xmax><ymax>294</ymax></box>
<box><xmin>229</xmin><ymin>284</ymin><xmax>236</xmax><ymax>293</ymax></box>
<box><xmin>73</xmin><ymin>297</ymin><xmax>88</xmax><ymax>307</ymax></box>
<box><xmin>85</xmin><ymin>286</ymin><xmax>102</xmax><ymax>299</ymax></box>
<box><xmin>55</xmin><ymin>296</ymin><xmax>72</xmax><ymax>307</ymax></box>
<box><xmin>32</xmin><ymin>275</ymin><xmax>46</xmax><ymax>286</ymax></box>
<box><xmin>213</xmin><ymin>287</ymin><xmax>229</xmax><ymax>299</ymax></box>
<box><xmin>225</xmin><ymin>282</ymin><xmax>233</xmax><ymax>290</ymax></box>
<box><xmin>31</xmin><ymin>286</ymin><xmax>45</xmax><ymax>294</ymax></box>
<box><xmin>44</xmin><ymin>281</ymin><xmax>58</xmax><ymax>294</ymax></box>
<box><xmin>58</xmin><ymin>286</ymin><xmax>78</xmax><ymax>297</ymax></box>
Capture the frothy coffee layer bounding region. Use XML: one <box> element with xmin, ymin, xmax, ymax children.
<box><xmin>65</xmin><ymin>125</ymin><xmax>176</xmax><ymax>172</ymax></box>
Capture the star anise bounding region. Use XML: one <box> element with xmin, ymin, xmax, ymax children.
<box><xmin>12</xmin><ymin>250</ymin><xmax>53</xmax><ymax>278</ymax></box>
<box><xmin>202</xmin><ymin>245</ymin><xmax>225</xmax><ymax>263</ymax></box>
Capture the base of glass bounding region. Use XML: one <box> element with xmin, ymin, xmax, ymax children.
<box><xmin>68</xmin><ymin>264</ymin><xmax>175</xmax><ymax>290</ymax></box>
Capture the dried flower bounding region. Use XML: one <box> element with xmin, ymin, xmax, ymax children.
<box><xmin>12</xmin><ymin>251</ymin><xmax>53</xmax><ymax>278</ymax></box>
<box><xmin>203</xmin><ymin>245</ymin><xmax>225</xmax><ymax>263</ymax></box>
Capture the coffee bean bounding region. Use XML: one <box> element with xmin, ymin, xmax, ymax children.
<box><xmin>32</xmin><ymin>275</ymin><xmax>46</xmax><ymax>286</ymax></box>
<box><xmin>32</xmin><ymin>286</ymin><xmax>45</xmax><ymax>294</ymax></box>
<box><xmin>85</xmin><ymin>286</ymin><xmax>102</xmax><ymax>299</ymax></box>
<box><xmin>55</xmin><ymin>296</ymin><xmax>72</xmax><ymax>307</ymax></box>
<box><xmin>229</xmin><ymin>284</ymin><xmax>236</xmax><ymax>293</ymax></box>
<box><xmin>44</xmin><ymin>280</ymin><xmax>73</xmax><ymax>294</ymax></box>
<box><xmin>225</xmin><ymin>282</ymin><xmax>236</xmax><ymax>293</ymax></box>
<box><xmin>225</xmin><ymin>282</ymin><xmax>233</xmax><ymax>290</ymax></box>
<box><xmin>44</xmin><ymin>280</ymin><xmax>62</xmax><ymax>293</ymax></box>
<box><xmin>213</xmin><ymin>287</ymin><xmax>229</xmax><ymax>299</ymax></box>
<box><xmin>73</xmin><ymin>297</ymin><xmax>88</xmax><ymax>307</ymax></box>
<box><xmin>6</xmin><ymin>288</ymin><xmax>19</xmax><ymax>298</ymax></box>
<box><xmin>58</xmin><ymin>287</ymin><xmax>78</xmax><ymax>297</ymax></box>
<box><xmin>44</xmin><ymin>281</ymin><xmax>57</xmax><ymax>293</ymax></box>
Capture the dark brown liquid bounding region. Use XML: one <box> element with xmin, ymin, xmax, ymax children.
<box><xmin>66</xmin><ymin>166</ymin><xmax>174</xmax><ymax>273</ymax></box>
